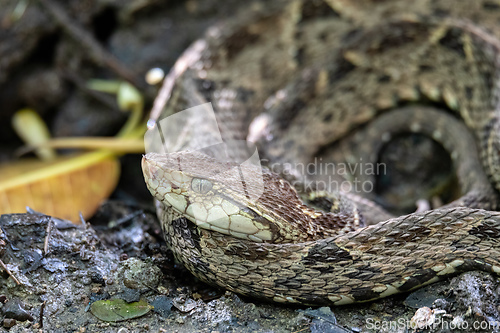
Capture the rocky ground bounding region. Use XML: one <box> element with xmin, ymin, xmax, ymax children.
<box><xmin>0</xmin><ymin>211</ymin><xmax>499</xmax><ymax>332</ymax></box>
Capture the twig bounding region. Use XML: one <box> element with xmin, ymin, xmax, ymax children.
<box><xmin>37</xmin><ymin>0</ymin><xmax>144</xmax><ymax>89</ymax></box>
<box><xmin>40</xmin><ymin>301</ymin><xmax>46</xmax><ymax>328</ymax></box>
<box><xmin>0</xmin><ymin>259</ymin><xmax>20</xmax><ymax>285</ymax></box>
<box><xmin>44</xmin><ymin>218</ymin><xmax>53</xmax><ymax>255</ymax></box>
<box><xmin>60</xmin><ymin>71</ymin><xmax>119</xmax><ymax>111</ymax></box>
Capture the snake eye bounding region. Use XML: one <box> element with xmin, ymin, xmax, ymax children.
<box><xmin>191</xmin><ymin>178</ymin><xmax>213</xmax><ymax>194</ymax></box>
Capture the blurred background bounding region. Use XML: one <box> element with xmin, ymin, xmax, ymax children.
<box><xmin>0</xmin><ymin>0</ymin><xmax>247</xmax><ymax>221</ymax></box>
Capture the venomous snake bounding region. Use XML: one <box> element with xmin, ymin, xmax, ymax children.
<box><xmin>142</xmin><ymin>0</ymin><xmax>500</xmax><ymax>305</ymax></box>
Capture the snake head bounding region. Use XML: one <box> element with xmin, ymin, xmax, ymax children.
<box><xmin>142</xmin><ymin>151</ymin><xmax>276</xmax><ymax>242</ymax></box>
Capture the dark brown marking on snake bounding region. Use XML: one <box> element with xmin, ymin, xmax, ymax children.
<box><xmin>351</xmin><ymin>287</ymin><xmax>383</xmax><ymax>302</ymax></box>
<box><xmin>398</xmin><ymin>269</ymin><xmax>437</xmax><ymax>291</ymax></box>
<box><xmin>194</xmin><ymin>79</ymin><xmax>217</xmax><ymax>102</ymax></box>
<box><xmin>318</xmin><ymin>31</ymin><xmax>328</xmax><ymax>42</ymax></box>
<box><xmin>343</xmin><ymin>270</ymin><xmax>367</xmax><ymax>280</ymax></box>
<box><xmin>196</xmin><ymin>79</ymin><xmax>216</xmax><ymax>93</ymax></box>
<box><xmin>342</xmin><ymin>28</ymin><xmax>362</xmax><ymax>44</ymax></box>
<box><xmin>298</xmin><ymin>294</ymin><xmax>330</xmax><ymax>306</ymax></box>
<box><xmin>323</xmin><ymin>113</ymin><xmax>333</xmax><ymax>122</ymax></box>
<box><xmin>378</xmin><ymin>275</ymin><xmax>403</xmax><ymax>286</ymax></box>
<box><xmin>172</xmin><ymin>217</ymin><xmax>204</xmax><ymax>254</ymax></box>
<box><xmin>353</xmin><ymin>21</ymin><xmax>422</xmax><ymax>55</ymax></box>
<box><xmin>303</xmin><ymin>242</ymin><xmax>354</xmax><ymax>269</ymax></box>
<box><xmin>356</xmin><ymin>271</ymin><xmax>377</xmax><ymax>281</ymax></box>
<box><xmin>224</xmin><ymin>242</ymin><xmax>248</xmax><ymax>255</ymax></box>
<box><xmin>288</xmin><ymin>99</ymin><xmax>307</xmax><ymax>124</ymax></box>
<box><xmin>469</xmin><ymin>222</ymin><xmax>500</xmax><ymax>238</ymax></box>
<box><xmin>438</xmin><ymin>28</ymin><xmax>466</xmax><ymax>57</ymax></box>
<box><xmin>483</xmin><ymin>2</ymin><xmax>500</xmax><ymax>10</ymax></box>
<box><xmin>328</xmin><ymin>58</ymin><xmax>356</xmax><ymax>84</ymax></box>
<box><xmin>273</xmin><ymin>98</ymin><xmax>308</xmax><ymax>131</ymax></box>
<box><xmin>236</xmin><ymin>87</ymin><xmax>255</xmax><ymax>103</ymax></box>
<box><xmin>280</xmin><ymin>280</ymin><xmax>302</xmax><ymax>289</ymax></box>
<box><xmin>300</xmin><ymin>1</ymin><xmax>340</xmax><ymax>22</ymax></box>
<box><xmin>378</xmin><ymin>75</ymin><xmax>391</xmax><ymax>83</ymax></box>
<box><xmin>225</xmin><ymin>28</ymin><xmax>260</xmax><ymax>61</ymax></box>
<box><xmin>419</xmin><ymin>64</ymin><xmax>434</xmax><ymax>72</ymax></box>
<box><xmin>456</xmin><ymin>259</ymin><xmax>494</xmax><ymax>273</ymax></box>
<box><xmin>465</xmin><ymin>86</ymin><xmax>473</xmax><ymax>99</ymax></box>
<box><xmin>432</xmin><ymin>8</ymin><xmax>450</xmax><ymax>17</ymax></box>
<box><xmin>295</xmin><ymin>47</ymin><xmax>305</xmax><ymax>66</ymax></box>
<box><xmin>359</xmin><ymin>264</ymin><xmax>383</xmax><ymax>275</ymax></box>
<box><xmin>482</xmin><ymin>71</ymin><xmax>494</xmax><ymax>91</ymax></box>
<box><xmin>307</xmin><ymin>196</ymin><xmax>334</xmax><ymax>212</ymax></box>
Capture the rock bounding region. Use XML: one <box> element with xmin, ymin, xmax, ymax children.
<box><xmin>3</xmin><ymin>318</ymin><xmax>16</xmax><ymax>328</ymax></box>
<box><xmin>3</xmin><ymin>299</ymin><xmax>33</xmax><ymax>321</ymax></box>
<box><xmin>119</xmin><ymin>258</ymin><xmax>162</xmax><ymax>290</ymax></box>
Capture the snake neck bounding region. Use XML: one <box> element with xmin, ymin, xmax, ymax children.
<box><xmin>250</xmin><ymin>171</ymin><xmax>365</xmax><ymax>242</ymax></box>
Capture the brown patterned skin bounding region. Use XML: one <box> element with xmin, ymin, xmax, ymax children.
<box><xmin>143</xmin><ymin>153</ymin><xmax>500</xmax><ymax>305</ymax></box>
<box><xmin>159</xmin><ymin>205</ymin><xmax>500</xmax><ymax>305</ymax></box>
<box><xmin>143</xmin><ymin>0</ymin><xmax>500</xmax><ymax>305</ymax></box>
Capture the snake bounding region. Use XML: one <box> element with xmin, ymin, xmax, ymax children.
<box><xmin>141</xmin><ymin>0</ymin><xmax>500</xmax><ymax>305</ymax></box>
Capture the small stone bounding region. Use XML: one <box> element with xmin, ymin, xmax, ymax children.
<box><xmin>3</xmin><ymin>318</ymin><xmax>16</xmax><ymax>328</ymax></box>
<box><xmin>2</xmin><ymin>299</ymin><xmax>34</xmax><ymax>321</ymax></box>
<box><xmin>172</xmin><ymin>296</ymin><xmax>199</xmax><ymax>312</ymax></box>
<box><xmin>432</xmin><ymin>298</ymin><xmax>451</xmax><ymax>312</ymax></box>
<box><xmin>120</xmin><ymin>258</ymin><xmax>162</xmax><ymax>289</ymax></box>
<box><xmin>157</xmin><ymin>286</ymin><xmax>169</xmax><ymax>295</ymax></box>
<box><xmin>151</xmin><ymin>296</ymin><xmax>173</xmax><ymax>318</ymax></box>
<box><xmin>145</xmin><ymin>67</ymin><xmax>165</xmax><ymax>85</ymax></box>
<box><xmin>90</xmin><ymin>271</ymin><xmax>106</xmax><ymax>286</ymax></box>
<box><xmin>410</xmin><ymin>307</ymin><xmax>434</xmax><ymax>330</ymax></box>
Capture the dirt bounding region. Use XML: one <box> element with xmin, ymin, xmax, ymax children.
<box><xmin>1</xmin><ymin>212</ymin><xmax>499</xmax><ymax>332</ymax></box>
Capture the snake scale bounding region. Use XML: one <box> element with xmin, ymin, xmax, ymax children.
<box><xmin>142</xmin><ymin>0</ymin><xmax>500</xmax><ymax>305</ymax></box>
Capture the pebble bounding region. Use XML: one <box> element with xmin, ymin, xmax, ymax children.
<box><xmin>2</xmin><ymin>299</ymin><xmax>34</xmax><ymax>321</ymax></box>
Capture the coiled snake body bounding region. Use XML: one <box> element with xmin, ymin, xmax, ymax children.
<box><xmin>142</xmin><ymin>0</ymin><xmax>500</xmax><ymax>305</ymax></box>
